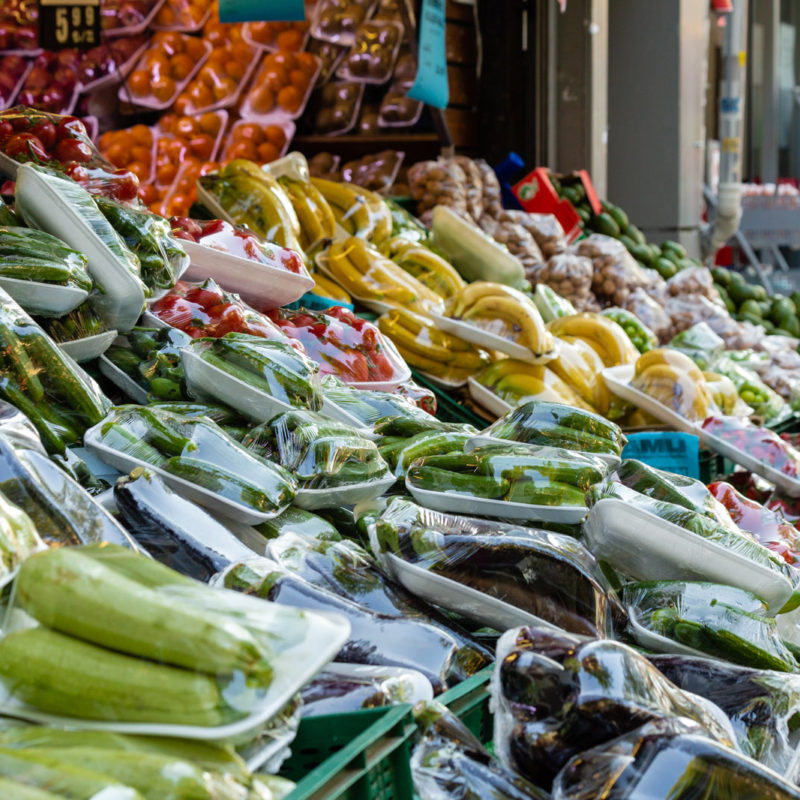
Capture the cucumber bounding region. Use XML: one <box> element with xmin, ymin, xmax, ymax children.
<box><xmin>408</xmin><ymin>465</ymin><xmax>509</xmax><ymax>498</ymax></box>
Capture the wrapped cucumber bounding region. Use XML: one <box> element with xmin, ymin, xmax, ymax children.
<box><xmin>532</xmin><ymin>284</ymin><xmax>576</xmax><ymax>322</ymax></box>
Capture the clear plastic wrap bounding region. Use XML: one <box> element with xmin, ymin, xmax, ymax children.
<box><xmin>727</xmin><ymin>348</ymin><xmax>772</xmax><ymax>373</ymax></box>
<box><xmin>703</xmin><ymin>371</ymin><xmax>753</xmax><ymax>417</ymax></box>
<box><xmin>531</xmin><ymin>284</ymin><xmax>577</xmax><ymax>323</ymax></box>
<box><xmin>529</xmin><ymin>253</ymin><xmax>594</xmax><ymax>310</ymax></box>
<box><xmin>546</xmin><ymin>312</ymin><xmax>640</xmax><ymax>368</ymax></box>
<box><xmin>311</xmin><ymin>0</ymin><xmax>378</xmax><ymax>45</ymax></box>
<box><xmin>412</xmin><ymin>701</ymin><xmax>549</xmax><ymax>800</ymax></box>
<box><xmin>0</xmin><ymin>544</ymin><xmax>320</xmax><ymax>730</ymax></box>
<box><xmin>474</xmin><ymin>159</ymin><xmax>503</xmax><ymax>219</ymax></box>
<box><xmin>631</xmin><ymin>347</ymin><xmax>713</xmax><ymax>422</ymax></box>
<box><xmin>380</xmin><ymin>237</ymin><xmax>466</xmax><ymax>300</ymax></box>
<box><xmin>648</xmin><ymin>653</ymin><xmax>800</xmax><ymax>781</ymax></box>
<box><xmin>89</xmin><ymin>405</ymin><xmax>297</xmax><ymax>517</ymax></box>
<box><xmin>601</xmin><ymin>306</ymin><xmax>657</xmax><ymax>353</ymax></box>
<box><xmin>506</xmin><ymin>211</ymin><xmax>567</xmax><ymax>258</ymax></box>
<box><xmin>449</xmin><ymin>156</ymin><xmax>484</xmax><ymax>222</ymax></box>
<box><xmin>487</xmin><ymin>219</ymin><xmax>546</xmax><ymax>277</ymax></box>
<box><xmin>372</xmin><ymin>496</ymin><xmax>617</xmax><ymax>637</ymax></box>
<box><xmin>664</xmin><ymin>293</ymin><xmax>736</xmax><ymax>340</ymax></box>
<box><xmin>702</xmin><ymin>415</ymin><xmax>800</xmax><ymax>478</ymax></box>
<box><xmin>0</xmin><ymin>289</ymin><xmax>109</xmax><ymax>455</ymax></box>
<box><xmin>312</xmin><ymin>80</ymin><xmax>364</xmax><ymax>135</ymax></box>
<box><xmin>708</xmin><ymin>481</ymin><xmax>800</xmax><ymax>565</ymax></box>
<box><xmin>475</xmin><ymin>362</ymin><xmax>595</xmax><ymax>411</ymax></box>
<box><xmin>337</xmin><ymin>20</ymin><xmax>402</xmax><ymax>84</ymax></box>
<box><xmin>547</xmin><ymin>336</ymin><xmax>612</xmax><ymax>414</ymax></box>
<box><xmin>623</xmin><ymin>580</ymin><xmax>798</xmax><ymax>672</ymax></box>
<box><xmin>479</xmin><ymin>400</ymin><xmax>625</xmax><ymax>457</ymax></box>
<box><xmin>341</xmin><ymin>150</ymin><xmax>403</xmax><ymax>195</ymax></box>
<box><xmin>712</xmin><ymin>356</ymin><xmax>789</xmax><ymax>423</ymax></box>
<box><xmin>666</xmin><ymin>266</ymin><xmax>722</xmax><ymax>303</ymax></box>
<box><xmin>242</xmin><ymin>409</ymin><xmax>391</xmax><ymax>490</ymax></box>
<box><xmin>492</xmin><ymin>626</ymin><xmax>737</xmax><ymax>790</ymax></box>
<box><xmin>188</xmin><ymin>333</ymin><xmax>323</xmax><ymax>412</ymax></box>
<box><xmin>572</xmin><ymin>234</ymin><xmax>653</xmax><ymax>307</ymax></box>
<box><xmin>240</xmin><ymin>50</ymin><xmax>318</xmax><ymax>119</ymax></box>
<box><xmin>667</xmin><ymin>322</ymin><xmax>726</xmax><ymax>370</ymax></box>
<box><xmin>408</xmin><ymin>159</ymin><xmax>469</xmax><ymax>219</ymax></box>
<box><xmin>550</xmin><ymin>717</ymin><xmax>800</xmax><ymax>800</ymax></box>
<box><xmin>619</xmin><ymin>288</ymin><xmax>671</xmax><ymax>343</ymax></box>
<box><xmin>762</xmin><ymin>367</ymin><xmax>800</xmax><ymax>411</ymax></box>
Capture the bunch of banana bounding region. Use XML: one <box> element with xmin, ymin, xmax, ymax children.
<box><xmin>324</xmin><ymin>237</ymin><xmax>444</xmax><ymax>312</ymax></box>
<box><xmin>377</xmin><ymin>307</ymin><xmax>490</xmax><ymax>382</ymax></box>
<box><xmin>704</xmin><ymin>370</ymin><xmax>745</xmax><ymax>416</ymax></box>
<box><xmin>546</xmin><ymin>313</ymin><xmax>639</xmax><ymax>368</ymax></box>
<box><xmin>631</xmin><ymin>348</ymin><xmax>712</xmax><ymax>422</ymax></box>
<box><xmin>310</xmin><ymin>178</ymin><xmax>392</xmax><ymax>244</ymax></box>
<box><xmin>447</xmin><ymin>281</ymin><xmax>553</xmax><ymax>356</ymax></box>
<box><xmin>549</xmin><ymin>335</ymin><xmax>612</xmax><ymax>415</ymax></box>
<box><xmin>278</xmin><ymin>175</ymin><xmax>336</xmax><ymax>253</ymax></box>
<box><xmin>199</xmin><ymin>159</ymin><xmax>305</xmax><ymax>257</ymax></box>
<box><xmin>381</xmin><ymin>236</ymin><xmax>466</xmax><ymax>300</ymax></box>
<box><xmin>309</xmin><ymin>270</ymin><xmax>352</xmax><ymax>304</ymax></box>
<box><xmin>475</xmin><ymin>358</ymin><xmax>597</xmax><ymax>411</ymax></box>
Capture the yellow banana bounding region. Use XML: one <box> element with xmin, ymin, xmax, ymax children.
<box><xmin>298</xmin><ymin>179</ymin><xmax>337</xmax><ymax>237</ymax></box>
<box><xmin>378</xmin><ymin>315</ymin><xmax>454</xmax><ymax>363</ymax></box>
<box><xmin>476</xmin><ymin>358</ymin><xmax>540</xmax><ymax>387</ymax></box>
<box><xmin>280</xmin><ymin>178</ymin><xmax>327</xmax><ymax>250</ymax></box>
<box><xmin>390</xmin><ymin>242</ymin><xmax>466</xmax><ymax>300</ymax></box>
<box><xmin>547</xmin><ymin>314</ymin><xmax>639</xmax><ymax>367</ymax></box>
<box><xmin>462</xmin><ymin>295</ymin><xmax>551</xmax><ymax>354</ymax></box>
<box><xmin>348</xmin><ymin>184</ymin><xmax>393</xmax><ymax>244</ymax></box>
<box><xmin>310</xmin><ymin>271</ymin><xmax>351</xmax><ymax>303</ymax></box>
<box><xmin>634</xmin><ymin>348</ymin><xmax>703</xmax><ymax>380</ymax></box>
<box><xmin>637</xmin><ymin>363</ymin><xmax>707</xmax><ymax>386</ymax></box>
<box><xmin>325</xmin><ymin>242</ymin><xmax>388</xmax><ymax>298</ymax></box>
<box><xmin>549</xmin><ymin>337</ymin><xmax>611</xmax><ymax>415</ymax></box>
<box><xmin>310</xmin><ymin>178</ymin><xmax>374</xmax><ymax>238</ymax></box>
<box><xmin>449</xmin><ymin>281</ymin><xmax>525</xmax><ymax>317</ymax></box>
<box><xmin>394</xmin><ymin>343</ymin><xmax>451</xmax><ymax>376</ymax></box>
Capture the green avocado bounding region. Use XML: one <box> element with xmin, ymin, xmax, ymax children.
<box><xmin>626</xmin><ymin>225</ymin><xmax>647</xmax><ymax>246</ymax></box>
<box><xmin>785</xmin><ymin>317</ymin><xmax>800</xmax><ymax>337</ymax></box>
<box><xmin>739</xmin><ymin>299</ymin><xmax>763</xmax><ymax>318</ymax></box>
<box><xmin>662</xmin><ymin>249</ymin><xmax>683</xmax><ymax>266</ymax></box>
<box><xmin>739</xmin><ymin>311</ymin><xmax>764</xmax><ymax>326</ymax></box>
<box><xmin>762</xmin><ymin>320</ymin><xmax>776</xmax><ymax>334</ymax></box>
<box><xmin>629</xmin><ymin>243</ymin><xmax>654</xmax><ymax>265</ymax></box>
<box><xmin>619</xmin><ymin>234</ymin><xmax>637</xmax><ymax>251</ymax></box>
<box><xmin>577</xmin><ymin>207</ymin><xmax>591</xmax><ymax>224</ymax></box>
<box><xmin>791</xmin><ymin>291</ymin><xmax>800</xmax><ymax>311</ymax></box>
<box><xmin>590</xmin><ymin>212</ymin><xmax>621</xmax><ymax>238</ymax></box>
<box><xmin>711</xmin><ymin>267</ymin><xmax>732</xmax><ymax>287</ymax></box>
<box><xmin>655</xmin><ymin>257</ymin><xmax>678</xmax><ymax>279</ymax></box>
<box><xmin>662</xmin><ymin>240</ymin><xmax>687</xmax><ymax>259</ymax></box>
<box><xmin>562</xmin><ymin>186</ymin><xmax>582</xmax><ymax>205</ymax></box>
<box><xmin>605</xmin><ymin>203</ymin><xmax>630</xmax><ymax>230</ymax></box>
<box><xmin>677</xmin><ymin>258</ymin><xmax>695</xmax><ymax>272</ymax></box>
<box><xmin>716</xmin><ymin>285</ymin><xmax>736</xmax><ymax>315</ymax></box>
<box><xmin>752</xmin><ymin>285</ymin><xmax>768</xmax><ymax>302</ymax></box>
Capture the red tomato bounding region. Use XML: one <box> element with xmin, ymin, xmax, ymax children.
<box><xmin>184</xmin><ymin>284</ymin><xmax>225</xmax><ymax>310</ymax></box>
<box><xmin>55</xmin><ymin>116</ymin><xmax>86</xmax><ymax>141</ymax></box>
<box><xmin>9</xmin><ymin>116</ymin><xmax>30</xmax><ymax>132</ymax></box>
<box><xmin>207</xmin><ymin>303</ymin><xmax>245</xmax><ymax>335</ymax></box>
<box><xmin>29</xmin><ymin>120</ymin><xmax>56</xmax><ymax>150</ymax></box>
<box><xmin>151</xmin><ymin>296</ymin><xmax>200</xmax><ymax>329</ymax></box>
<box><xmin>54</xmin><ymin>137</ymin><xmax>92</xmax><ymax>163</ymax></box>
<box><xmin>0</xmin><ymin>120</ymin><xmax>13</xmax><ymax>142</ymax></box>
<box><xmin>4</xmin><ymin>132</ymin><xmax>48</xmax><ymax>160</ymax></box>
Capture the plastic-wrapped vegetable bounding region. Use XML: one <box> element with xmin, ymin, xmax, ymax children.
<box><xmin>532</xmin><ymin>284</ymin><xmax>576</xmax><ymax>323</ymax></box>
<box><xmin>408</xmin><ymin>159</ymin><xmax>469</xmax><ymax>219</ymax></box>
<box><xmin>492</xmin><ymin>626</ymin><xmax>737</xmax><ymax>790</ymax></box>
<box><xmin>96</xmin><ymin>197</ymin><xmax>187</xmax><ymax>292</ymax></box>
<box><xmin>620</xmin><ymin>287</ymin><xmax>671</xmax><ymax>343</ymax></box>
<box><xmin>574</xmin><ymin>234</ymin><xmax>654</xmax><ymax>307</ymax></box>
<box><xmin>407</xmin><ymin>443</ymin><xmax>608</xmax><ymax>507</ymax></box>
<box><xmin>649</xmin><ymin>653</ymin><xmax>800</xmax><ymax>779</ymax></box>
<box><xmin>480</xmin><ymin>400</ymin><xmax>625</xmax><ymax>457</ymax></box>
<box><xmin>91</xmin><ymin>405</ymin><xmax>297</xmax><ymax>517</ymax></box>
<box><xmin>243</xmin><ymin>410</ymin><xmax>391</xmax><ymax>490</ymax></box>
<box><xmin>380</xmin><ymin>428</ymin><xmax>474</xmax><ymax>478</ymax></box>
<box><xmin>623</xmin><ymin>580</ymin><xmax>798</xmax><ymax>672</ymax></box>
<box><xmin>412</xmin><ymin>701</ymin><xmax>549</xmax><ymax>800</ymax></box>
<box><xmin>255</xmin><ymin>506</ymin><xmax>342</xmax><ymax>543</ymax></box>
<box><xmin>105</xmin><ymin>327</ymin><xmax>191</xmax><ymax>402</ymax></box>
<box><xmin>727</xmin><ymin>348</ymin><xmax>771</xmax><ymax>373</ymax></box>
<box><xmin>704</xmin><ymin>370</ymin><xmax>753</xmax><ymax>416</ymax></box>
<box><xmin>551</xmin><ymin>717</ymin><xmax>800</xmax><ymax>800</ymax></box>
<box><xmin>508</xmin><ymin>211</ymin><xmax>567</xmax><ymax>258</ymax></box>
<box><xmin>0</xmin><ymin>199</ymin><xmax>18</xmax><ymax>228</ymax></box>
<box><xmin>713</xmin><ymin>356</ymin><xmax>789</xmax><ymax>423</ymax></box>
<box><xmin>0</xmin><ymin>289</ymin><xmax>110</xmax><ymax>455</ymax></box>
<box><xmin>708</xmin><ymin>481</ymin><xmax>800</xmax><ymax>565</ymax></box>
<box><xmin>189</xmin><ymin>333</ymin><xmax>323</xmax><ymax>412</ymax></box>
<box><xmin>601</xmin><ymin>307</ymin><xmax>657</xmax><ymax>353</ymax></box>
<box><xmin>587</xmin><ymin>481</ymin><xmax>800</xmax><ymax>603</ymax></box>
<box><xmin>372</xmin><ymin>497</ymin><xmax>619</xmax><ymax>637</ymax></box>
<box><xmin>38</xmin><ymin>302</ymin><xmax>106</xmax><ymax>343</ymax></box>
<box><xmin>380</xmin><ymin>236</ymin><xmax>466</xmax><ymax>300</ymax></box>
<box><xmin>224</xmin><ymin>559</ymin><xmax>482</xmax><ymax>693</ymax></box>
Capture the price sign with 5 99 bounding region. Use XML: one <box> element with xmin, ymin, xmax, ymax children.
<box><xmin>39</xmin><ymin>0</ymin><xmax>101</xmax><ymax>50</ymax></box>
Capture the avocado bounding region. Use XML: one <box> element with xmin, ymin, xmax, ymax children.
<box><xmin>758</xmin><ymin>300</ymin><xmax>772</xmax><ymax>317</ymax></box>
<box><xmin>775</xmin><ymin>328</ymin><xmax>794</xmax><ymax>337</ymax></box>
<box><xmin>629</xmin><ymin>243</ymin><xmax>654</xmax><ymax>265</ymax></box>
<box><xmin>662</xmin><ymin>249</ymin><xmax>683</xmax><ymax>266</ymax></box>
<box><xmin>739</xmin><ymin>311</ymin><xmax>764</xmax><ymax>326</ymax></box>
<box><xmin>762</xmin><ymin>320</ymin><xmax>776</xmax><ymax>334</ymax></box>
<box><xmin>648</xmin><ymin>243</ymin><xmax>661</xmax><ymax>262</ymax></box>
<box><xmin>711</xmin><ymin>267</ymin><xmax>731</xmax><ymax>287</ymax></box>
<box><xmin>716</xmin><ymin>285</ymin><xmax>736</xmax><ymax>315</ymax></box>
<box><xmin>752</xmin><ymin>285</ymin><xmax>768</xmax><ymax>302</ymax></box>
<box><xmin>739</xmin><ymin>299</ymin><xmax>764</xmax><ymax>318</ymax></box>
<box><xmin>655</xmin><ymin>257</ymin><xmax>678</xmax><ymax>279</ymax></box>
<box><xmin>771</xmin><ymin>296</ymin><xmax>797</xmax><ymax>322</ymax></box>
<box><xmin>786</xmin><ymin>317</ymin><xmax>800</xmax><ymax>337</ymax></box>
<box><xmin>677</xmin><ymin>258</ymin><xmax>695</xmax><ymax>272</ymax></box>
<box><xmin>605</xmin><ymin>204</ymin><xmax>630</xmax><ymax>230</ymax></box>
<box><xmin>791</xmin><ymin>291</ymin><xmax>800</xmax><ymax>311</ymax></box>
<box><xmin>619</xmin><ymin>234</ymin><xmax>637</xmax><ymax>252</ymax></box>
<box><xmin>662</xmin><ymin>240</ymin><xmax>687</xmax><ymax>259</ymax></box>
<box><xmin>562</xmin><ymin>186</ymin><xmax>581</xmax><ymax>205</ymax></box>
<box><xmin>590</xmin><ymin>212</ymin><xmax>621</xmax><ymax>238</ymax></box>
<box><xmin>577</xmin><ymin>207</ymin><xmax>591</xmax><ymax>224</ymax></box>
<box><xmin>626</xmin><ymin>225</ymin><xmax>646</xmax><ymax>246</ymax></box>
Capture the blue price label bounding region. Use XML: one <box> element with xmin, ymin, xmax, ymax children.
<box><xmin>218</xmin><ymin>0</ymin><xmax>304</xmax><ymax>23</ymax></box>
<box><xmin>622</xmin><ymin>432</ymin><xmax>700</xmax><ymax>478</ymax></box>
<box><xmin>408</xmin><ymin>0</ymin><xmax>449</xmax><ymax>108</ymax></box>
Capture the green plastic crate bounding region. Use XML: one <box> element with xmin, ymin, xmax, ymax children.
<box><xmin>281</xmin><ymin>705</ymin><xmax>416</xmax><ymax>800</ymax></box>
<box><xmin>437</xmin><ymin>666</ymin><xmax>493</xmax><ymax>746</ymax></box>
<box><xmin>410</xmin><ymin>371</ymin><xmax>487</xmax><ymax>428</ymax></box>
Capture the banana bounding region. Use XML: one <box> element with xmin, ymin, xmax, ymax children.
<box><xmin>387</xmin><ymin>240</ymin><xmax>466</xmax><ymax>300</ymax></box>
<box><xmin>550</xmin><ymin>336</ymin><xmax>611</xmax><ymax>415</ymax></box>
<box><xmin>476</xmin><ymin>358</ymin><xmax>541</xmax><ymax>387</ymax></box>
<box><xmin>637</xmin><ymin>363</ymin><xmax>708</xmax><ymax>387</ymax></box>
<box><xmin>634</xmin><ymin>348</ymin><xmax>703</xmax><ymax>380</ymax></box>
<box><xmin>462</xmin><ymin>295</ymin><xmax>552</xmax><ymax>354</ymax></box>
<box><xmin>325</xmin><ymin>242</ymin><xmax>387</xmax><ymax>298</ymax></box>
<box><xmin>298</xmin><ymin>179</ymin><xmax>337</xmax><ymax>236</ymax></box>
<box><xmin>348</xmin><ymin>184</ymin><xmax>393</xmax><ymax>244</ymax></box>
<box><xmin>280</xmin><ymin>179</ymin><xmax>327</xmax><ymax>250</ymax></box>
<box><xmin>378</xmin><ymin>315</ymin><xmax>454</xmax><ymax>363</ymax></box>
<box><xmin>449</xmin><ymin>281</ymin><xmax>524</xmax><ymax>317</ymax></box>
<box><xmin>310</xmin><ymin>178</ymin><xmax>374</xmax><ymax>238</ymax></box>
<box><xmin>494</xmin><ymin>375</ymin><xmax>558</xmax><ymax>403</ymax></box>
<box><xmin>547</xmin><ymin>314</ymin><xmax>639</xmax><ymax>367</ymax></box>
<box><xmin>309</xmin><ymin>271</ymin><xmax>351</xmax><ymax>303</ymax></box>
<box><xmin>394</xmin><ymin>343</ymin><xmax>450</xmax><ymax>376</ymax></box>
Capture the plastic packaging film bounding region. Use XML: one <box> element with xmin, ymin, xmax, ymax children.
<box><xmin>668</xmin><ymin>322</ymin><xmax>726</xmax><ymax>370</ymax></box>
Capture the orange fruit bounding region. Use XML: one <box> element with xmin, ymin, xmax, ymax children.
<box><xmin>144</xmin><ymin>50</ymin><xmax>170</xmax><ymax>71</ymax></box>
<box><xmin>264</xmin><ymin>51</ymin><xmax>292</xmax><ymax>70</ymax></box>
<box><xmin>175</xmin><ymin>116</ymin><xmax>199</xmax><ymax>138</ymax></box>
<box><xmin>276</xmin><ymin>28</ymin><xmax>303</xmax><ymax>51</ymax></box>
<box><xmin>257</xmin><ymin>141</ymin><xmax>280</xmax><ymax>163</ymax></box>
<box><xmin>158</xmin><ymin>113</ymin><xmax>178</xmax><ymax>134</ymax></box>
<box><xmin>152</xmin><ymin>75</ymin><xmax>176</xmax><ymax>103</ymax></box>
<box><xmin>225</xmin><ymin>59</ymin><xmax>246</xmax><ymax>80</ymax></box>
<box><xmin>189</xmin><ymin>133</ymin><xmax>215</xmax><ymax>159</ymax></box>
<box><xmin>199</xmin><ymin>111</ymin><xmax>222</xmax><ymax>134</ymax></box>
<box><xmin>128</xmin><ymin>161</ymin><xmax>150</xmax><ymax>181</ymax></box>
<box><xmin>289</xmin><ymin>69</ymin><xmax>308</xmax><ymax>91</ymax></box>
<box><xmin>249</xmin><ymin>85</ymin><xmax>274</xmax><ymax>113</ymax></box>
<box><xmin>159</xmin><ymin>32</ymin><xmax>184</xmax><ymax>56</ymax></box>
<box><xmin>295</xmin><ymin>51</ymin><xmax>317</xmax><ymax>75</ymax></box>
<box><xmin>277</xmin><ymin>85</ymin><xmax>301</xmax><ymax>113</ymax></box>
<box><xmin>185</xmin><ymin>37</ymin><xmax>207</xmax><ymax>60</ymax></box>
<box><xmin>225</xmin><ymin>140</ymin><xmax>258</xmax><ymax>161</ymax></box>
<box><xmin>212</xmin><ymin>76</ymin><xmax>236</xmax><ymax>101</ymax></box>
<box><xmin>130</xmin><ymin>124</ymin><xmax>152</xmax><ymax>145</ymax></box>
<box><xmin>167</xmin><ymin>139</ymin><xmax>188</xmax><ymax>160</ymax></box>
<box><xmin>265</xmin><ymin>124</ymin><xmax>286</xmax><ymax>148</ymax></box>
<box><xmin>262</xmin><ymin>65</ymin><xmax>289</xmax><ymax>92</ymax></box>
<box><xmin>131</xmin><ymin>145</ymin><xmax>152</xmax><ymax>164</ymax></box>
<box><xmin>155</xmin><ymin>4</ymin><xmax>176</xmax><ymax>25</ymax></box>
<box><xmin>188</xmin><ymin>82</ymin><xmax>214</xmax><ymax>108</ymax></box>
<box><xmin>173</xmin><ymin>94</ymin><xmax>191</xmax><ymax>115</ymax></box>
<box><xmin>171</xmin><ymin>53</ymin><xmax>195</xmax><ymax>81</ymax></box>
<box><xmin>235</xmin><ymin>122</ymin><xmax>264</xmax><ymax>142</ymax></box>
<box><xmin>157</xmin><ymin>162</ymin><xmax>178</xmax><ymax>185</ymax></box>
<box><xmin>128</xmin><ymin>69</ymin><xmax>150</xmax><ymax>96</ymax></box>
<box><xmin>106</xmin><ymin>142</ymin><xmax>129</xmax><ymax>167</ymax></box>
<box><xmin>139</xmin><ymin>184</ymin><xmax>158</xmax><ymax>205</ymax></box>
<box><xmin>231</xmin><ymin>41</ymin><xmax>253</xmax><ymax>62</ymax></box>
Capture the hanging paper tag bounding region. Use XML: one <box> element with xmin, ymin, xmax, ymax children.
<box><xmin>218</xmin><ymin>0</ymin><xmax>305</xmax><ymax>23</ymax></box>
<box><xmin>622</xmin><ymin>432</ymin><xmax>701</xmax><ymax>479</ymax></box>
<box><xmin>408</xmin><ymin>0</ymin><xmax>449</xmax><ymax>108</ymax></box>
<box><xmin>39</xmin><ymin>0</ymin><xmax>100</xmax><ymax>50</ymax></box>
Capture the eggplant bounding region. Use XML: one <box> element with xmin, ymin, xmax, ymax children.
<box><xmin>0</xmin><ymin>437</ymin><xmax>133</xmax><ymax>547</ymax></box>
<box><xmin>225</xmin><ymin>564</ymin><xmax>472</xmax><ymax>693</ymax></box>
<box><xmin>267</xmin><ymin>533</ymin><xmax>493</xmax><ymax>675</ymax></box>
<box><xmin>113</xmin><ymin>468</ymin><xmax>254</xmax><ymax>581</ymax></box>
<box><xmin>412</xmin><ymin>702</ymin><xmax>550</xmax><ymax>800</ymax></box>
<box><xmin>495</xmin><ymin>626</ymin><xmax>736</xmax><ymax>790</ymax></box>
<box><xmin>552</xmin><ymin>717</ymin><xmax>800</xmax><ymax>799</ymax></box>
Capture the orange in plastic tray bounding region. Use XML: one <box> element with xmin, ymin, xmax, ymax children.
<box><xmin>242</xmin><ymin>50</ymin><xmax>319</xmax><ymax>118</ymax></box>
<box><xmin>152</xmin><ymin>111</ymin><xmax>225</xmax><ymax>188</ymax></box>
<box><xmin>154</xmin><ymin>0</ymin><xmax>214</xmax><ymax>30</ymax></box>
<box><xmin>221</xmin><ymin>121</ymin><xmax>291</xmax><ymax>164</ymax></box>
<box><xmin>160</xmin><ymin>159</ymin><xmax>219</xmax><ymax>218</ymax></box>
<box><xmin>122</xmin><ymin>31</ymin><xmax>209</xmax><ymax>108</ymax></box>
<box><xmin>98</xmin><ymin>124</ymin><xmax>155</xmax><ymax>186</ymax></box>
<box><xmin>173</xmin><ymin>24</ymin><xmax>257</xmax><ymax>114</ymax></box>
<box><xmin>244</xmin><ymin>21</ymin><xmax>309</xmax><ymax>52</ymax></box>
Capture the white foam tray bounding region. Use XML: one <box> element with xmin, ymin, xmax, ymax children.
<box><xmin>98</xmin><ymin>355</ymin><xmax>149</xmax><ymax>404</ymax></box>
<box><xmin>294</xmin><ymin>473</ymin><xmax>395</xmax><ymax>511</ymax></box>
<box><xmin>59</xmin><ymin>331</ymin><xmax>117</xmax><ymax>363</ymax></box>
<box><xmin>467</xmin><ymin>377</ymin><xmax>512</xmax><ymax>418</ymax></box>
<box><xmin>0</xmin><ymin>278</ymin><xmax>87</xmax><ymax>317</ymax></box>
<box><xmin>584</xmin><ymin>498</ymin><xmax>793</xmax><ymax>613</ymax></box>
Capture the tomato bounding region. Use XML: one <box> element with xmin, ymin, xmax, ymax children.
<box><xmin>207</xmin><ymin>303</ymin><xmax>245</xmax><ymax>335</ymax></box>
<box><xmin>4</xmin><ymin>133</ymin><xmax>48</xmax><ymax>160</ymax></box>
<box><xmin>54</xmin><ymin>137</ymin><xmax>92</xmax><ymax>163</ymax></box>
<box><xmin>184</xmin><ymin>284</ymin><xmax>225</xmax><ymax>310</ymax></box>
<box><xmin>29</xmin><ymin>120</ymin><xmax>56</xmax><ymax>150</ymax></box>
<box><xmin>55</xmin><ymin>116</ymin><xmax>85</xmax><ymax>141</ymax></box>
<box><xmin>152</xmin><ymin>296</ymin><xmax>200</xmax><ymax>329</ymax></box>
<box><xmin>0</xmin><ymin>120</ymin><xmax>14</xmax><ymax>142</ymax></box>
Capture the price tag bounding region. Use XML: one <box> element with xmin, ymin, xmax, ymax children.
<box><xmin>622</xmin><ymin>432</ymin><xmax>700</xmax><ymax>478</ymax></box>
<box><xmin>408</xmin><ymin>0</ymin><xmax>448</xmax><ymax>108</ymax></box>
<box><xmin>39</xmin><ymin>0</ymin><xmax>100</xmax><ymax>50</ymax></box>
<box><xmin>218</xmin><ymin>0</ymin><xmax>304</xmax><ymax>23</ymax></box>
